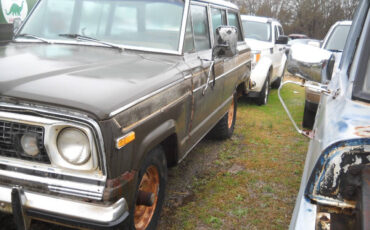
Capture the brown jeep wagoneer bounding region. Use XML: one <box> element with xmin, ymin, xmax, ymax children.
<box><xmin>0</xmin><ymin>0</ymin><xmax>251</xmax><ymax>229</ymax></box>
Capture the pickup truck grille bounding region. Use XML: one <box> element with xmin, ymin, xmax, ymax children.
<box><xmin>0</xmin><ymin>120</ymin><xmax>50</xmax><ymax>163</ymax></box>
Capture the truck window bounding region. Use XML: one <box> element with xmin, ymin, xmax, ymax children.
<box><xmin>190</xmin><ymin>4</ymin><xmax>211</xmax><ymax>51</ymax></box>
<box><xmin>227</xmin><ymin>11</ymin><xmax>243</xmax><ymax>41</ymax></box>
<box><xmin>211</xmin><ymin>8</ymin><xmax>226</xmax><ymax>40</ymax></box>
<box><xmin>183</xmin><ymin>13</ymin><xmax>195</xmax><ymax>53</ymax></box>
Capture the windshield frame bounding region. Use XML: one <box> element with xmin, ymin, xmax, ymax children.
<box><xmin>14</xmin><ymin>0</ymin><xmax>190</xmax><ymax>55</ymax></box>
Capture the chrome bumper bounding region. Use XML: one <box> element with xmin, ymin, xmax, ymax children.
<box><xmin>0</xmin><ymin>184</ymin><xmax>128</xmax><ymax>226</ymax></box>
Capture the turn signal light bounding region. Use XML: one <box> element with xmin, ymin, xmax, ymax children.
<box><xmin>116</xmin><ymin>131</ymin><xmax>135</xmax><ymax>149</ymax></box>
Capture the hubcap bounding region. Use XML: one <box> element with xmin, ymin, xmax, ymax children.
<box><xmin>134</xmin><ymin>166</ymin><xmax>159</xmax><ymax>230</ymax></box>
<box><xmin>227</xmin><ymin>99</ymin><xmax>235</xmax><ymax>129</ymax></box>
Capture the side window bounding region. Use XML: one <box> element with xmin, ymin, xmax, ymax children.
<box><xmin>211</xmin><ymin>8</ymin><xmax>226</xmax><ymax>39</ymax></box>
<box><xmin>183</xmin><ymin>12</ymin><xmax>195</xmax><ymax>53</ymax></box>
<box><xmin>190</xmin><ymin>5</ymin><xmax>211</xmax><ymax>51</ymax></box>
<box><xmin>227</xmin><ymin>11</ymin><xmax>243</xmax><ymax>41</ymax></box>
<box><xmin>274</xmin><ymin>26</ymin><xmax>279</xmax><ymax>41</ymax></box>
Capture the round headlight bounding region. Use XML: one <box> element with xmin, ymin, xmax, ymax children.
<box><xmin>57</xmin><ymin>128</ymin><xmax>91</xmax><ymax>165</ymax></box>
<box><xmin>21</xmin><ymin>134</ymin><xmax>40</xmax><ymax>156</ymax></box>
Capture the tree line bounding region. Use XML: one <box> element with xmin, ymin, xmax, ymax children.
<box><xmin>232</xmin><ymin>0</ymin><xmax>359</xmax><ymax>39</ymax></box>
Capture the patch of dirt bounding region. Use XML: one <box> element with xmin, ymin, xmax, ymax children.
<box><xmin>158</xmin><ymin>137</ymin><xmax>231</xmax><ymax>229</ymax></box>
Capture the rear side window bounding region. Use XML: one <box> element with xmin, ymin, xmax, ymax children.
<box><xmin>211</xmin><ymin>8</ymin><xmax>226</xmax><ymax>39</ymax></box>
<box><xmin>190</xmin><ymin>4</ymin><xmax>211</xmax><ymax>51</ymax></box>
<box><xmin>227</xmin><ymin>11</ymin><xmax>243</xmax><ymax>41</ymax></box>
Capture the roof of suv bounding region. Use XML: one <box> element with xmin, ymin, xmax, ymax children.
<box><xmin>240</xmin><ymin>15</ymin><xmax>281</xmax><ymax>25</ymax></box>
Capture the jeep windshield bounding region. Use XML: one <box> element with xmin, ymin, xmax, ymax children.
<box><xmin>324</xmin><ymin>25</ymin><xmax>351</xmax><ymax>52</ymax></box>
<box><xmin>17</xmin><ymin>0</ymin><xmax>185</xmax><ymax>52</ymax></box>
<box><xmin>242</xmin><ymin>20</ymin><xmax>271</xmax><ymax>42</ymax></box>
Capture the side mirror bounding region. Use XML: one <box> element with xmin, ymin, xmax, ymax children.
<box><xmin>212</xmin><ymin>26</ymin><xmax>238</xmax><ymax>59</ymax></box>
<box><xmin>307</xmin><ymin>41</ymin><xmax>320</xmax><ymax>48</ymax></box>
<box><xmin>287</xmin><ymin>43</ymin><xmax>331</xmax><ymax>82</ymax></box>
<box><xmin>0</xmin><ymin>24</ymin><xmax>14</xmax><ymax>42</ymax></box>
<box><xmin>276</xmin><ymin>35</ymin><xmax>289</xmax><ymax>45</ymax></box>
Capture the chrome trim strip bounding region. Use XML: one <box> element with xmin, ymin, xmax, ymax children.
<box><xmin>0</xmin><ymin>185</ymin><xmax>128</xmax><ymax>224</ymax></box>
<box><xmin>109</xmin><ymin>78</ymin><xmax>184</xmax><ymax>117</ymax></box>
<box><xmin>184</xmin><ymin>74</ymin><xmax>193</xmax><ymax>80</ymax></box>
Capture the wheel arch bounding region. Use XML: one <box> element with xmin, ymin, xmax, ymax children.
<box><xmin>136</xmin><ymin>120</ymin><xmax>179</xmax><ymax>170</ymax></box>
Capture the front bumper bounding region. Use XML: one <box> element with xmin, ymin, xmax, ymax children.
<box><xmin>0</xmin><ymin>185</ymin><xmax>129</xmax><ymax>229</ymax></box>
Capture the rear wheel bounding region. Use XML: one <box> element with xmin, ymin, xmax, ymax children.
<box><xmin>131</xmin><ymin>147</ymin><xmax>167</xmax><ymax>230</ymax></box>
<box><xmin>210</xmin><ymin>93</ymin><xmax>237</xmax><ymax>139</ymax></box>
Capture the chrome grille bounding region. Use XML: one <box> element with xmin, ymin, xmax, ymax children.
<box><xmin>0</xmin><ymin>120</ymin><xmax>50</xmax><ymax>163</ymax></box>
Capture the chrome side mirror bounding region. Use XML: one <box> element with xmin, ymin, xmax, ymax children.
<box><xmin>287</xmin><ymin>44</ymin><xmax>331</xmax><ymax>83</ymax></box>
<box><xmin>212</xmin><ymin>26</ymin><xmax>238</xmax><ymax>59</ymax></box>
<box><xmin>278</xmin><ymin>80</ymin><xmax>330</xmax><ymax>139</ymax></box>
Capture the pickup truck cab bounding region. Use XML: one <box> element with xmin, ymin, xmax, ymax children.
<box><xmin>301</xmin><ymin>21</ymin><xmax>352</xmax><ymax>129</ymax></box>
<box><xmin>282</xmin><ymin>1</ymin><xmax>369</xmax><ymax>229</ymax></box>
<box><xmin>0</xmin><ymin>0</ymin><xmax>251</xmax><ymax>229</ymax></box>
<box><xmin>241</xmin><ymin>15</ymin><xmax>288</xmax><ymax>105</ymax></box>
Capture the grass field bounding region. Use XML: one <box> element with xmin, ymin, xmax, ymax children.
<box><xmin>159</xmin><ymin>78</ymin><xmax>309</xmax><ymax>230</ymax></box>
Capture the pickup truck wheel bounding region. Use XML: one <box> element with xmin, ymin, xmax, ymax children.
<box><xmin>256</xmin><ymin>78</ymin><xmax>269</xmax><ymax>106</ymax></box>
<box><xmin>132</xmin><ymin>147</ymin><xmax>167</xmax><ymax>230</ymax></box>
<box><xmin>210</xmin><ymin>93</ymin><xmax>237</xmax><ymax>139</ymax></box>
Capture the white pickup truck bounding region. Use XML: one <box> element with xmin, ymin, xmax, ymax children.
<box><xmin>241</xmin><ymin>15</ymin><xmax>288</xmax><ymax>105</ymax></box>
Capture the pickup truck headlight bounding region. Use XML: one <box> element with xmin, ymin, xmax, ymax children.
<box><xmin>251</xmin><ymin>50</ymin><xmax>261</xmax><ymax>69</ymax></box>
<box><xmin>57</xmin><ymin>128</ymin><xmax>91</xmax><ymax>165</ymax></box>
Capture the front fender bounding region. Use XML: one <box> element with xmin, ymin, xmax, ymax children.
<box><xmin>250</xmin><ymin>57</ymin><xmax>272</xmax><ymax>92</ymax></box>
<box><xmin>135</xmin><ymin>119</ymin><xmax>176</xmax><ymax>170</ymax></box>
<box><xmin>276</xmin><ymin>53</ymin><xmax>287</xmax><ymax>77</ymax></box>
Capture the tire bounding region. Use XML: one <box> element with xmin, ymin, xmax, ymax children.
<box><xmin>302</xmin><ymin>100</ymin><xmax>318</xmax><ymax>130</ymax></box>
<box><xmin>256</xmin><ymin>77</ymin><xmax>270</xmax><ymax>106</ymax></box>
<box><xmin>210</xmin><ymin>93</ymin><xmax>237</xmax><ymax>139</ymax></box>
<box><xmin>271</xmin><ymin>63</ymin><xmax>286</xmax><ymax>89</ymax></box>
<box><xmin>130</xmin><ymin>147</ymin><xmax>167</xmax><ymax>230</ymax></box>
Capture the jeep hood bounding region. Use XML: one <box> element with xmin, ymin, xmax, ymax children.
<box><xmin>0</xmin><ymin>43</ymin><xmax>182</xmax><ymax>119</ymax></box>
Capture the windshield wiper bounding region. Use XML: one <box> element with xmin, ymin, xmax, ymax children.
<box><xmin>16</xmin><ymin>34</ymin><xmax>52</xmax><ymax>44</ymax></box>
<box><xmin>327</xmin><ymin>49</ymin><xmax>343</xmax><ymax>53</ymax></box>
<box><xmin>59</xmin><ymin>33</ymin><xmax>123</xmax><ymax>52</ymax></box>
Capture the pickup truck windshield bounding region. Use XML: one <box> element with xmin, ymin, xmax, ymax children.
<box><xmin>18</xmin><ymin>0</ymin><xmax>185</xmax><ymax>51</ymax></box>
<box><xmin>324</xmin><ymin>25</ymin><xmax>351</xmax><ymax>52</ymax></box>
<box><xmin>242</xmin><ymin>20</ymin><xmax>271</xmax><ymax>42</ymax></box>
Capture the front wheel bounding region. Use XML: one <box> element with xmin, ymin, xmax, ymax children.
<box><xmin>256</xmin><ymin>78</ymin><xmax>270</xmax><ymax>106</ymax></box>
<box><xmin>131</xmin><ymin>147</ymin><xmax>167</xmax><ymax>230</ymax></box>
<box><xmin>209</xmin><ymin>93</ymin><xmax>237</xmax><ymax>139</ymax></box>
